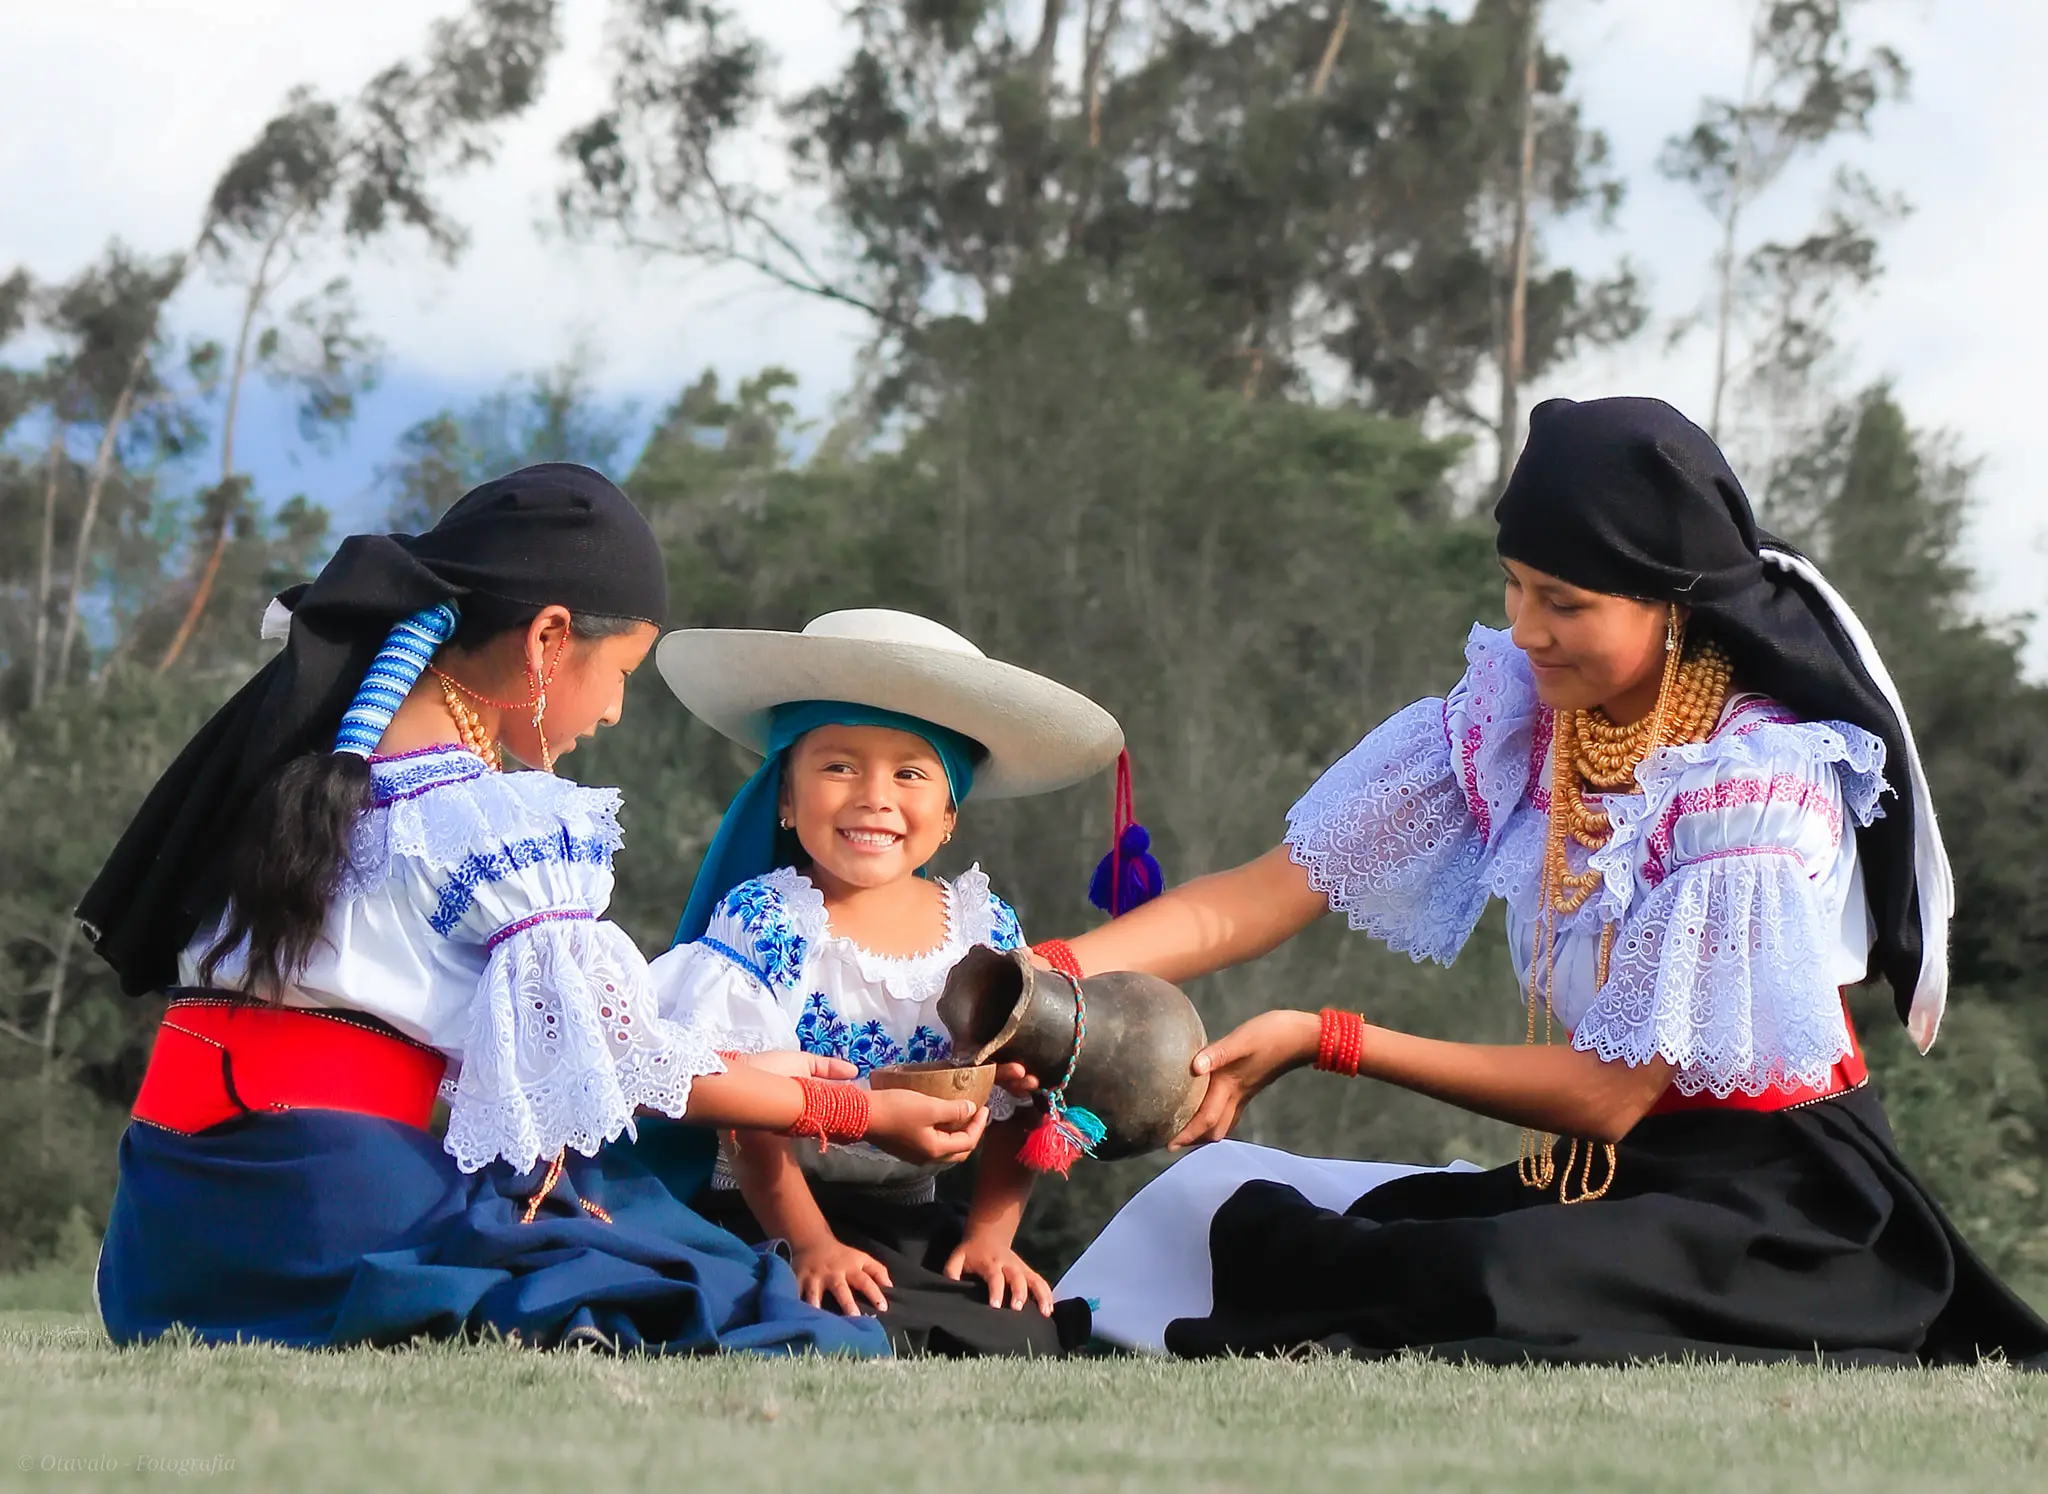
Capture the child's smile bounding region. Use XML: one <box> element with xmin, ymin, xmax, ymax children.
<box><xmin>783</xmin><ymin>724</ymin><xmax>959</xmax><ymax>901</ymax></box>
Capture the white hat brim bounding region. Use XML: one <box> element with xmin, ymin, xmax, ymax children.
<box><xmin>655</xmin><ymin>629</ymin><xmax>1123</xmax><ymax>799</ymax></box>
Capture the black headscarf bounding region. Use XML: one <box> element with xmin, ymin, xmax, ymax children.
<box><xmin>1495</xmin><ymin>397</ymin><xmax>1951</xmax><ymax>1046</ymax></box>
<box><xmin>78</xmin><ymin>463</ymin><xmax>668</xmax><ymax>996</ymax></box>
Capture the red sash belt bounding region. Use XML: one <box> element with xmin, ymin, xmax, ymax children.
<box><xmin>131</xmin><ymin>998</ymin><xmax>448</xmax><ymax>1135</ymax></box>
<box><xmin>1646</xmin><ymin>994</ymin><xmax>1868</xmax><ymax>1116</ymax></box>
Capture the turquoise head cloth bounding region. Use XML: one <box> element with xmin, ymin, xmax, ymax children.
<box><xmin>672</xmin><ymin>700</ymin><xmax>985</xmax><ymax>947</ymax></box>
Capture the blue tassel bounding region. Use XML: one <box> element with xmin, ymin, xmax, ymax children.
<box><xmin>1089</xmin><ymin>822</ymin><xmax>1164</xmax><ymax>915</ymax></box>
<box><xmin>1060</xmin><ymin>1104</ymin><xmax>1108</xmax><ymax>1151</ymax></box>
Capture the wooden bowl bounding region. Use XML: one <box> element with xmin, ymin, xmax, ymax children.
<box><xmin>869</xmin><ymin>1060</ymin><xmax>996</xmax><ymax>1108</ymax></box>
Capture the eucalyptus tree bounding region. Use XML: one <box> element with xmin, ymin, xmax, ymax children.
<box><xmin>1659</xmin><ymin>0</ymin><xmax>1908</xmax><ymax>440</ymax></box>
<box><xmin>154</xmin><ymin>0</ymin><xmax>568</xmax><ymax>669</ymax></box>
<box><xmin>556</xmin><ymin>0</ymin><xmax>1640</xmax><ymax>460</ymax></box>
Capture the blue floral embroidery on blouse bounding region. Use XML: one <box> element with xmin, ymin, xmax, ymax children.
<box><xmin>794</xmin><ymin>994</ymin><xmax>952</xmax><ymax>1076</ymax></box>
<box><xmin>716</xmin><ymin>878</ymin><xmax>809</xmax><ymax>994</ymax></box>
<box><xmin>428</xmin><ymin>830</ymin><xmax>612</xmax><ymax>935</ymax></box>
<box><xmin>987</xmin><ymin>894</ymin><xmax>1024</xmax><ymax>953</ymax></box>
<box><xmin>847</xmin><ymin>1020</ymin><xmax>905</xmax><ymax>1075</ymax></box>
<box><xmin>796</xmin><ymin>992</ymin><xmax>850</xmax><ymax>1062</ymax></box>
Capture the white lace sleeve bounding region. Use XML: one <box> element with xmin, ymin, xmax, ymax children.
<box><xmin>445</xmin><ymin>915</ymin><xmax>723</xmax><ymax>1175</ymax></box>
<box><xmin>1285</xmin><ymin>625</ymin><xmax>1541</xmax><ymax>964</ymax></box>
<box><xmin>1571</xmin><ymin>718</ymin><xmax>1885</xmax><ymax>1098</ymax></box>
<box><xmin>381</xmin><ymin>767</ymin><xmax>724</xmax><ymax>1174</ymax></box>
<box><xmin>647</xmin><ymin>939</ymin><xmax>798</xmax><ymax>1056</ymax></box>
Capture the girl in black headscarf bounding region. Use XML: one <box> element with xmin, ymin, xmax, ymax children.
<box><xmin>1049</xmin><ymin>399</ymin><xmax>2048</xmax><ymax>1366</ymax></box>
<box><xmin>83</xmin><ymin>465</ymin><xmax>987</xmax><ymax>1355</ymax></box>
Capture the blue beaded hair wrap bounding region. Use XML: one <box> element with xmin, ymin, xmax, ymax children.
<box><xmin>332</xmin><ymin>603</ymin><xmax>461</xmax><ymax>758</ymax></box>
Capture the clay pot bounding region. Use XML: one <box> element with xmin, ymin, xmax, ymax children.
<box><xmin>869</xmin><ymin>1059</ymin><xmax>996</xmax><ymax>1109</ymax></box>
<box><xmin>936</xmin><ymin>946</ymin><xmax>1208</xmax><ymax>1159</ymax></box>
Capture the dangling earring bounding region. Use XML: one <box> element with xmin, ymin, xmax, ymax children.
<box><xmin>531</xmin><ymin>675</ymin><xmax>553</xmax><ymax>773</ymax></box>
<box><xmin>1665</xmin><ymin>606</ymin><xmax>1681</xmax><ymax>654</ymax></box>
<box><xmin>432</xmin><ymin>630</ymin><xmax>567</xmax><ymax>773</ymax></box>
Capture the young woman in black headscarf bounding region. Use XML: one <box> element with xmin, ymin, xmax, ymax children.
<box><xmin>1049</xmin><ymin>398</ymin><xmax>2048</xmax><ymax>1366</ymax></box>
<box><xmin>81</xmin><ymin>464</ymin><xmax>988</xmax><ymax>1355</ymax></box>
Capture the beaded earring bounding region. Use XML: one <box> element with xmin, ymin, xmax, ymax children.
<box><xmin>431</xmin><ymin>630</ymin><xmax>566</xmax><ymax>772</ymax></box>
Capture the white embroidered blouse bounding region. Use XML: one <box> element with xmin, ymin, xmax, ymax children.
<box><xmin>1288</xmin><ymin>625</ymin><xmax>1886</xmax><ymax>1099</ymax></box>
<box><xmin>648</xmin><ymin>865</ymin><xmax>1024</xmax><ymax>1066</ymax></box>
<box><xmin>647</xmin><ymin>865</ymin><xmax>1027</xmax><ymax>1191</ymax></box>
<box><xmin>180</xmin><ymin>745</ymin><xmax>723</xmax><ymax>1175</ymax></box>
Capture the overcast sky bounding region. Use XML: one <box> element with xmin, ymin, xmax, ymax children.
<box><xmin>4</xmin><ymin>1</ymin><xmax>2043</xmax><ymax>657</ymax></box>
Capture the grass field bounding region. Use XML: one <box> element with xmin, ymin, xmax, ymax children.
<box><xmin>3</xmin><ymin>1270</ymin><xmax>2045</xmax><ymax>1494</ymax></box>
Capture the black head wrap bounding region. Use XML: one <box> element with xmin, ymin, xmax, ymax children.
<box><xmin>1495</xmin><ymin>397</ymin><xmax>1952</xmax><ymax>1047</ymax></box>
<box><xmin>78</xmin><ymin>462</ymin><xmax>667</xmax><ymax>995</ymax></box>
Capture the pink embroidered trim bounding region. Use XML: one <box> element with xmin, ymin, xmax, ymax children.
<box><xmin>369</xmin><ymin>743</ymin><xmax>475</xmax><ymax>766</ymax></box>
<box><xmin>486</xmin><ymin>907</ymin><xmax>594</xmax><ymax>950</ymax></box>
<box><xmin>1682</xmin><ymin>845</ymin><xmax>1804</xmax><ymax>869</ymax></box>
<box><xmin>1716</xmin><ymin>695</ymin><xmax>1798</xmax><ymax>739</ymax></box>
<box><xmin>1459</xmin><ymin>725</ymin><xmax>1491</xmax><ymax>841</ymax></box>
<box><xmin>1643</xmin><ymin>775</ymin><xmax>1840</xmax><ymax>888</ymax></box>
<box><xmin>1526</xmin><ymin>707</ymin><xmax>1555</xmax><ymax>812</ymax></box>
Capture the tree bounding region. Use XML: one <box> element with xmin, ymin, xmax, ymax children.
<box><xmin>1660</xmin><ymin>0</ymin><xmax>1908</xmax><ymax>440</ymax></box>
<box><xmin>557</xmin><ymin>0</ymin><xmax>1641</xmax><ymax>439</ymax></box>
<box><xmin>154</xmin><ymin>0</ymin><xmax>569</xmax><ymax>669</ymax></box>
<box><xmin>380</xmin><ymin>357</ymin><xmax>640</xmax><ymax>530</ymax></box>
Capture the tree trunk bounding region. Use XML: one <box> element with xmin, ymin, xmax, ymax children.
<box><xmin>38</xmin><ymin>917</ymin><xmax>77</xmax><ymax>1159</ymax></box>
<box><xmin>1494</xmin><ymin>0</ymin><xmax>1540</xmax><ymax>494</ymax></box>
<box><xmin>1081</xmin><ymin>0</ymin><xmax>1123</xmax><ymax>146</ymax></box>
<box><xmin>1708</xmin><ymin>15</ymin><xmax>1765</xmax><ymax>440</ymax></box>
<box><xmin>30</xmin><ymin>421</ymin><xmax>66</xmax><ymax>709</ymax></box>
<box><xmin>1311</xmin><ymin>3</ymin><xmax>1354</xmax><ymax>98</ymax></box>
<box><xmin>1029</xmin><ymin>0</ymin><xmax>1069</xmax><ymax>96</ymax></box>
<box><xmin>54</xmin><ymin>350</ymin><xmax>147</xmax><ymax>690</ymax></box>
<box><xmin>157</xmin><ymin>227</ymin><xmax>284</xmax><ymax>673</ymax></box>
<box><xmin>40</xmin><ymin>918</ymin><xmax>75</xmax><ymax>1084</ymax></box>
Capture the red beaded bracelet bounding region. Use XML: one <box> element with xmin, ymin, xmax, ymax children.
<box><xmin>1033</xmin><ymin>939</ymin><xmax>1085</xmax><ymax>985</ymax></box>
<box><xmin>786</xmin><ymin>1076</ymin><xmax>872</xmax><ymax>1148</ymax></box>
<box><xmin>1315</xmin><ymin>1009</ymin><xmax>1366</xmax><ymax>1077</ymax></box>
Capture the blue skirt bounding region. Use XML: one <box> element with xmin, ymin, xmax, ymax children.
<box><xmin>96</xmin><ymin>1111</ymin><xmax>887</xmax><ymax>1356</ymax></box>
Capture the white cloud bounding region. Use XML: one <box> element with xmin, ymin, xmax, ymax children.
<box><xmin>4</xmin><ymin>0</ymin><xmax>2042</xmax><ymax>653</ymax></box>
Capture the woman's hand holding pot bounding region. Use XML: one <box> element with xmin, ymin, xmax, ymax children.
<box><xmin>1169</xmin><ymin>1009</ymin><xmax>1320</xmax><ymax>1148</ymax></box>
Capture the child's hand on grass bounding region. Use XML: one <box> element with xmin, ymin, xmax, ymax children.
<box><xmin>942</xmin><ymin>1234</ymin><xmax>1054</xmax><ymax>1315</ymax></box>
<box><xmin>793</xmin><ymin>1239</ymin><xmax>893</xmax><ymax>1316</ymax></box>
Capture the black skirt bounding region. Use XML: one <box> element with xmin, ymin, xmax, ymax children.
<box><xmin>693</xmin><ymin>1184</ymin><xmax>1090</xmax><ymax>1358</ymax></box>
<box><xmin>1165</xmin><ymin>1087</ymin><xmax>2048</xmax><ymax>1367</ymax></box>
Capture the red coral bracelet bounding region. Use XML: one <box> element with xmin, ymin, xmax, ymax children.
<box><xmin>1315</xmin><ymin>1009</ymin><xmax>1366</xmax><ymax>1078</ymax></box>
<box><xmin>786</xmin><ymin>1076</ymin><xmax>871</xmax><ymax>1147</ymax></box>
<box><xmin>1033</xmin><ymin>939</ymin><xmax>1085</xmax><ymax>985</ymax></box>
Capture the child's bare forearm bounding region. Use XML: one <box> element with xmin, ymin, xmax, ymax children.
<box><xmin>730</xmin><ymin>1132</ymin><xmax>836</xmax><ymax>1250</ymax></box>
<box><xmin>960</xmin><ymin>1113</ymin><xmax>1036</xmax><ymax>1248</ymax></box>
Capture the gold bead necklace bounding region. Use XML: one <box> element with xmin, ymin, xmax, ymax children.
<box><xmin>436</xmin><ymin>675</ymin><xmax>503</xmax><ymax>771</ymax></box>
<box><xmin>1518</xmin><ymin>612</ymin><xmax>1732</xmax><ymax>1203</ymax></box>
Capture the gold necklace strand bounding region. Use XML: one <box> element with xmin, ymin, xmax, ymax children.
<box><xmin>437</xmin><ymin>675</ymin><xmax>503</xmax><ymax>771</ymax></box>
<box><xmin>1519</xmin><ymin>616</ymin><xmax>1732</xmax><ymax>1204</ymax></box>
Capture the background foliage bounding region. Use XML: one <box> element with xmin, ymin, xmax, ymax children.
<box><xmin>2</xmin><ymin>0</ymin><xmax>2042</xmax><ymax>1295</ymax></box>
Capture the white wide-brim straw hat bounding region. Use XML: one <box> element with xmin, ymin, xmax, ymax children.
<box><xmin>656</xmin><ymin>609</ymin><xmax>1124</xmax><ymax>800</ymax></box>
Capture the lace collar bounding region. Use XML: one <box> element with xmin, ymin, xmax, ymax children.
<box><xmin>759</xmin><ymin>864</ymin><xmax>1005</xmax><ymax>1005</ymax></box>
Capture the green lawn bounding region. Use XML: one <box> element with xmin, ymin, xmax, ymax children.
<box><xmin>2</xmin><ymin>1271</ymin><xmax>2044</xmax><ymax>1494</ymax></box>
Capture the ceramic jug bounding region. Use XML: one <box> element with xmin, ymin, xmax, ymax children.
<box><xmin>936</xmin><ymin>946</ymin><xmax>1208</xmax><ymax>1158</ymax></box>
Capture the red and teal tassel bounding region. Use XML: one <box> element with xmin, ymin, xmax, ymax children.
<box><xmin>1089</xmin><ymin>749</ymin><xmax>1163</xmax><ymax>915</ymax></box>
<box><xmin>1017</xmin><ymin>1097</ymin><xmax>1107</xmax><ymax>1178</ymax></box>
